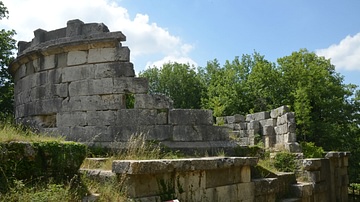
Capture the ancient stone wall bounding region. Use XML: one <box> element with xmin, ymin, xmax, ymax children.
<box><xmin>9</xmin><ymin>19</ymin><xmax>234</xmax><ymax>153</ymax></box>
<box><xmin>111</xmin><ymin>152</ymin><xmax>350</xmax><ymax>201</ymax></box>
<box><xmin>218</xmin><ymin>105</ymin><xmax>302</xmax><ymax>152</ymax></box>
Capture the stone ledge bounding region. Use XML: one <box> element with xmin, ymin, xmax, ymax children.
<box><xmin>112</xmin><ymin>157</ymin><xmax>258</xmax><ymax>174</ymax></box>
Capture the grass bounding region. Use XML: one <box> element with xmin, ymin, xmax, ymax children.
<box><xmin>0</xmin><ymin>119</ymin><xmax>64</xmax><ymax>142</ymax></box>
<box><xmin>82</xmin><ymin>133</ymin><xmax>185</xmax><ymax>170</ymax></box>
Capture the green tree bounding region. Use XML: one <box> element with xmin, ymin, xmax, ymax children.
<box><xmin>0</xmin><ymin>1</ymin><xmax>16</xmax><ymax>117</ymax></box>
<box><xmin>277</xmin><ymin>49</ymin><xmax>357</xmax><ymax>149</ymax></box>
<box><xmin>139</xmin><ymin>62</ymin><xmax>205</xmax><ymax>109</ymax></box>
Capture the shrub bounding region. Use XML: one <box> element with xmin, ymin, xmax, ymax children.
<box><xmin>301</xmin><ymin>141</ymin><xmax>324</xmax><ymax>158</ymax></box>
<box><xmin>273</xmin><ymin>151</ymin><xmax>297</xmax><ymax>172</ymax></box>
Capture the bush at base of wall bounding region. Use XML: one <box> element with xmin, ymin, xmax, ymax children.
<box><xmin>0</xmin><ymin>141</ymin><xmax>87</xmax><ymax>193</ymax></box>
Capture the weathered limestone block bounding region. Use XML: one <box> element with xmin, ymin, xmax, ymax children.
<box><xmin>88</xmin><ymin>47</ymin><xmax>130</xmax><ymax>63</ymax></box>
<box><xmin>261</xmin><ymin>118</ymin><xmax>277</xmax><ymax>128</ymax></box>
<box><xmin>34</xmin><ymin>98</ymin><xmax>62</xmax><ymax>114</ymax></box>
<box><xmin>246</xmin><ymin>111</ymin><xmax>270</xmax><ymax>121</ymax></box>
<box><xmin>42</xmin><ymin>54</ymin><xmax>56</xmax><ymax>70</ymax></box>
<box><xmin>113</xmin><ymin>77</ymin><xmax>149</xmax><ymax>94</ymax></box>
<box><xmin>62</xmin><ymin>94</ymin><xmax>126</xmax><ymax>111</ymax></box>
<box><xmin>14</xmin><ymin>64</ymin><xmax>26</xmax><ymax>82</ymax></box>
<box><xmin>303</xmin><ymin>159</ymin><xmax>322</xmax><ymax>171</ymax></box>
<box><xmin>234</xmin><ymin>122</ymin><xmax>247</xmax><ymax>130</ymax></box>
<box><xmin>134</xmin><ymin>94</ymin><xmax>173</xmax><ymax>109</ymax></box>
<box><xmin>169</xmin><ymin>109</ymin><xmax>213</xmax><ymax>125</ymax></box>
<box><xmin>175</xmin><ymin>171</ymin><xmax>206</xmax><ymax>201</ymax></box>
<box><xmin>95</xmin><ymin>62</ymin><xmax>135</xmax><ymax>78</ymax></box>
<box><xmin>277</xmin><ymin>112</ymin><xmax>296</xmax><ymax>125</ymax></box>
<box><xmin>110</xmin><ymin>125</ymin><xmax>172</xmax><ymax>142</ymax></box>
<box><xmin>67</xmin><ymin>50</ymin><xmax>88</xmax><ymax>66</ymax></box>
<box><xmin>291</xmin><ymin>183</ymin><xmax>313</xmax><ymax>198</ymax></box>
<box><xmin>69</xmin><ymin>78</ymin><xmax>113</xmax><ymax>96</ymax></box>
<box><xmin>86</xmin><ymin>110</ymin><xmax>116</xmax><ymax>126</ymax></box>
<box><xmin>270</xmin><ymin>105</ymin><xmax>290</xmax><ymax>118</ymax></box>
<box><xmin>57</xmin><ymin>112</ymin><xmax>87</xmax><ymax>127</ymax></box>
<box><xmin>62</xmin><ymin>64</ymin><xmax>95</xmax><ymax>82</ymax></box>
<box><xmin>198</xmin><ymin>126</ymin><xmax>229</xmax><ymax>141</ymax></box>
<box><xmin>264</xmin><ymin>135</ymin><xmax>276</xmax><ymax>148</ymax></box>
<box><xmin>173</xmin><ymin>125</ymin><xmax>203</xmax><ymax>141</ymax></box>
<box><xmin>248</xmin><ymin>120</ymin><xmax>260</xmax><ymax>130</ymax></box>
<box><xmin>284</xmin><ymin>132</ymin><xmax>296</xmax><ymax>143</ymax></box>
<box><xmin>263</xmin><ymin>125</ymin><xmax>275</xmax><ymax>136</ymax></box>
<box><xmin>115</xmin><ymin>109</ymin><xmax>159</xmax><ymax>126</ymax></box>
<box><xmin>65</xmin><ymin>126</ymin><xmax>113</xmax><ymax>142</ymax></box>
<box><xmin>48</xmin><ymin>69</ymin><xmax>63</xmax><ymax>84</ymax></box>
<box><xmin>226</xmin><ymin>114</ymin><xmax>245</xmax><ymax>124</ymax></box>
<box><xmin>284</xmin><ymin>142</ymin><xmax>302</xmax><ymax>153</ymax></box>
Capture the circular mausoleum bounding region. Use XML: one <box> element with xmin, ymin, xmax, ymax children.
<box><xmin>9</xmin><ymin>19</ymin><xmax>233</xmax><ymax>153</ymax></box>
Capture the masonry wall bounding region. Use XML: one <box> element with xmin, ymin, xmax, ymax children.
<box><xmin>9</xmin><ymin>19</ymin><xmax>234</xmax><ymax>153</ymax></box>
<box><xmin>218</xmin><ymin>105</ymin><xmax>301</xmax><ymax>152</ymax></box>
<box><xmin>111</xmin><ymin>152</ymin><xmax>350</xmax><ymax>201</ymax></box>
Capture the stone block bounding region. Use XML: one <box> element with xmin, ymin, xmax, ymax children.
<box><xmin>175</xmin><ymin>171</ymin><xmax>206</xmax><ymax>202</ymax></box>
<box><xmin>173</xmin><ymin>125</ymin><xmax>203</xmax><ymax>141</ymax></box>
<box><xmin>263</xmin><ymin>125</ymin><xmax>274</xmax><ymax>136</ymax></box>
<box><xmin>68</xmin><ymin>78</ymin><xmax>113</xmax><ymax>96</ymax></box>
<box><xmin>14</xmin><ymin>64</ymin><xmax>26</xmax><ymax>82</ymax></box>
<box><xmin>226</xmin><ymin>116</ymin><xmax>236</xmax><ymax>124</ymax></box>
<box><xmin>241</xmin><ymin>165</ymin><xmax>251</xmax><ymax>182</ymax></box>
<box><xmin>199</xmin><ymin>126</ymin><xmax>229</xmax><ymax>141</ymax></box>
<box><xmin>248</xmin><ymin>120</ymin><xmax>260</xmax><ymax>130</ymax></box>
<box><xmin>134</xmin><ymin>94</ymin><xmax>173</xmax><ymax>109</ymax></box>
<box><xmin>252</xmin><ymin>111</ymin><xmax>270</xmax><ymax>121</ymax></box>
<box><xmin>307</xmin><ymin>171</ymin><xmax>321</xmax><ymax>183</ymax></box>
<box><xmin>67</xmin><ymin>50</ymin><xmax>88</xmax><ymax>66</ymax></box>
<box><xmin>264</xmin><ymin>135</ymin><xmax>276</xmax><ymax>148</ymax></box>
<box><xmin>144</xmin><ymin>125</ymin><xmax>172</xmax><ymax>141</ymax></box>
<box><xmin>95</xmin><ymin>62</ymin><xmax>135</xmax><ymax>78</ymax></box>
<box><xmin>66</xmin><ymin>19</ymin><xmax>84</xmax><ymax>37</ymax></box>
<box><xmin>63</xmin><ymin>64</ymin><xmax>95</xmax><ymax>82</ymax></box>
<box><xmin>86</xmin><ymin>110</ymin><xmax>116</xmax><ymax>126</ymax></box>
<box><xmin>169</xmin><ymin>109</ymin><xmax>213</xmax><ymax>125</ymax></box>
<box><xmin>284</xmin><ymin>132</ymin><xmax>296</xmax><ymax>142</ymax></box>
<box><xmin>113</xmin><ymin>77</ymin><xmax>149</xmax><ymax>94</ymax></box>
<box><xmin>88</xmin><ymin>47</ymin><xmax>130</xmax><ymax>63</ymax></box>
<box><xmin>274</xmin><ymin>124</ymin><xmax>289</xmax><ymax>135</ymax></box>
<box><xmin>234</xmin><ymin>122</ymin><xmax>247</xmax><ymax>130</ymax></box>
<box><xmin>67</xmin><ymin>126</ymin><xmax>113</xmax><ymax>142</ymax></box>
<box><xmin>42</xmin><ymin>54</ymin><xmax>56</xmax><ymax>70</ymax></box>
<box><xmin>56</xmin><ymin>53</ymin><xmax>67</xmax><ymax>68</ymax></box>
<box><xmin>288</xmin><ymin>122</ymin><xmax>296</xmax><ymax>133</ymax></box>
<box><xmin>110</xmin><ymin>126</ymin><xmax>143</xmax><ymax>141</ymax></box>
<box><xmin>270</xmin><ymin>105</ymin><xmax>290</xmax><ymax>118</ymax></box>
<box><xmin>57</xmin><ymin>112</ymin><xmax>87</xmax><ymax>127</ymax></box>
<box><xmin>48</xmin><ymin>69</ymin><xmax>63</xmax><ymax>84</ymax></box>
<box><xmin>62</xmin><ymin>94</ymin><xmax>126</xmax><ymax>111</ymax></box>
<box><xmin>34</xmin><ymin>98</ymin><xmax>62</xmax><ymax>114</ymax></box>
<box><xmin>155</xmin><ymin>110</ymin><xmax>168</xmax><ymax>125</ymax></box>
<box><xmin>277</xmin><ymin>112</ymin><xmax>296</xmax><ymax>125</ymax></box>
<box><xmin>285</xmin><ymin>142</ymin><xmax>302</xmax><ymax>153</ymax></box>
<box><xmin>206</xmin><ymin>166</ymin><xmax>242</xmax><ymax>188</ymax></box>
<box><xmin>115</xmin><ymin>109</ymin><xmax>158</xmax><ymax>126</ymax></box>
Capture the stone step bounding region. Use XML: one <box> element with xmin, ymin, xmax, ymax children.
<box><xmin>80</xmin><ymin>168</ymin><xmax>115</xmax><ymax>182</ymax></box>
<box><xmin>290</xmin><ymin>182</ymin><xmax>313</xmax><ymax>198</ymax></box>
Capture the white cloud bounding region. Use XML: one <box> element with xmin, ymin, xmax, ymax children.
<box><xmin>145</xmin><ymin>56</ymin><xmax>198</xmax><ymax>69</ymax></box>
<box><xmin>0</xmin><ymin>0</ymin><xmax>196</xmax><ymax>70</ymax></box>
<box><xmin>316</xmin><ymin>33</ymin><xmax>360</xmax><ymax>71</ymax></box>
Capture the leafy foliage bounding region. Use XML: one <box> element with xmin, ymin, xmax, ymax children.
<box><xmin>300</xmin><ymin>141</ymin><xmax>324</xmax><ymax>158</ymax></box>
<box><xmin>139</xmin><ymin>62</ymin><xmax>205</xmax><ymax>109</ymax></box>
<box><xmin>273</xmin><ymin>151</ymin><xmax>298</xmax><ymax>172</ymax></box>
<box><xmin>0</xmin><ymin>1</ymin><xmax>16</xmax><ymax>117</ymax></box>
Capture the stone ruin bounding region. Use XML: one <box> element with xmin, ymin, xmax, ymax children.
<box><xmin>9</xmin><ymin>19</ymin><xmax>234</xmax><ymax>154</ymax></box>
<box><xmin>8</xmin><ymin>19</ymin><xmax>350</xmax><ymax>201</ymax></box>
<box><xmin>9</xmin><ymin>19</ymin><xmax>301</xmax><ymax>154</ymax></box>
<box><xmin>217</xmin><ymin>105</ymin><xmax>302</xmax><ymax>152</ymax></box>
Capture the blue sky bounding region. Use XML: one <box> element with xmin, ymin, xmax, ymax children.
<box><xmin>1</xmin><ymin>0</ymin><xmax>360</xmax><ymax>88</ymax></box>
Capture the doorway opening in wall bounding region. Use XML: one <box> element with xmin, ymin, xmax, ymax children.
<box><xmin>125</xmin><ymin>93</ymin><xmax>135</xmax><ymax>109</ymax></box>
